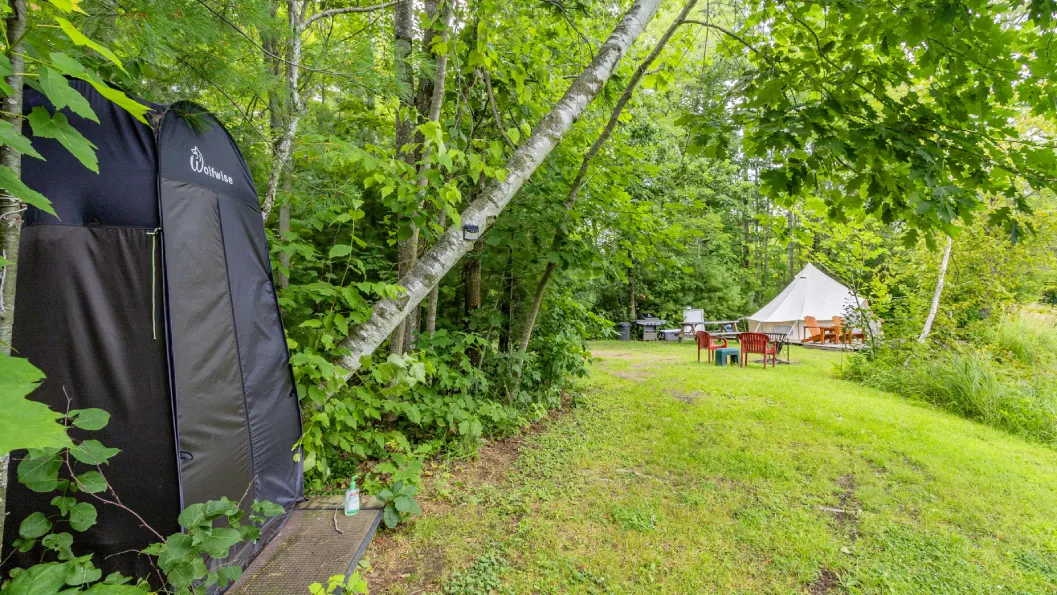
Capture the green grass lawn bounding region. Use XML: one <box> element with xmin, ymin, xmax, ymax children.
<box><xmin>366</xmin><ymin>341</ymin><xmax>1057</xmax><ymax>594</ymax></box>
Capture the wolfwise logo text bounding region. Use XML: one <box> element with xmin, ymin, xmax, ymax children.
<box><xmin>189</xmin><ymin>146</ymin><xmax>234</xmax><ymax>185</ymax></box>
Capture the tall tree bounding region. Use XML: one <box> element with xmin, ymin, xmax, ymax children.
<box><xmin>260</xmin><ymin>0</ymin><xmax>403</xmax><ymax>220</ymax></box>
<box><xmin>515</xmin><ymin>0</ymin><xmax>699</xmax><ymax>359</ymax></box>
<box><xmin>919</xmin><ymin>236</ymin><xmax>953</xmax><ymax>343</ymax></box>
<box><xmin>0</xmin><ymin>0</ymin><xmax>28</xmax><ymax>557</ymax></box>
<box><xmin>338</xmin><ymin>0</ymin><xmax>666</xmax><ymax>372</ymax></box>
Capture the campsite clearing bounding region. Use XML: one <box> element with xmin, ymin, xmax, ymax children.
<box><xmin>366</xmin><ymin>341</ymin><xmax>1057</xmax><ymax>594</ymax></box>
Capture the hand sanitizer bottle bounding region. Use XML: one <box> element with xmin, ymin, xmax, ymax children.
<box><xmin>344</xmin><ymin>478</ymin><xmax>360</xmax><ymax>516</ymax></box>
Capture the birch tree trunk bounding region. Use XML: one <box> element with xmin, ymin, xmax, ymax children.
<box><xmin>338</xmin><ymin>0</ymin><xmax>664</xmax><ymax>372</ymax></box>
<box><xmin>425</xmin><ymin>213</ymin><xmax>445</xmax><ymax>335</ymax></box>
<box><xmin>0</xmin><ymin>0</ymin><xmax>28</xmax><ymax>559</ymax></box>
<box><xmin>918</xmin><ymin>235</ymin><xmax>953</xmax><ymax>343</ymax></box>
<box><xmin>261</xmin><ymin>1</ymin><xmax>304</xmax><ymax>220</ymax></box>
<box><xmin>262</xmin><ymin>1</ymin><xmax>404</xmax><ymax>219</ymax></box>
<box><xmin>277</xmin><ymin>177</ymin><xmax>292</xmax><ymax>288</ymax></box>
<box><xmin>422</xmin><ymin>2</ymin><xmax>454</xmax><ymax>338</ymax></box>
<box><xmin>404</xmin><ymin>0</ymin><xmax>454</xmax><ymax>345</ymax></box>
<box><xmin>389</xmin><ymin>0</ymin><xmax>416</xmax><ymax>356</ymax></box>
<box><xmin>463</xmin><ymin>238</ymin><xmax>483</xmax><ymax>325</ymax></box>
<box><xmin>786</xmin><ymin>209</ymin><xmax>795</xmax><ymax>279</ymax></box>
<box><xmin>499</xmin><ymin>246</ymin><xmax>515</xmax><ymax>353</ymax></box>
<box><xmin>514</xmin><ymin>0</ymin><xmax>697</xmax><ymax>357</ymax></box>
<box><xmin>628</xmin><ymin>265</ymin><xmax>637</xmax><ymax>321</ymax></box>
<box><xmin>264</xmin><ymin>0</ymin><xmax>292</xmax><ymax>288</ymax></box>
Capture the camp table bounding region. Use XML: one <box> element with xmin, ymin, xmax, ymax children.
<box><xmin>763</xmin><ymin>332</ymin><xmax>792</xmax><ymax>364</ymax></box>
<box><xmin>703</xmin><ymin>320</ymin><xmax>742</xmax><ymax>340</ymax></box>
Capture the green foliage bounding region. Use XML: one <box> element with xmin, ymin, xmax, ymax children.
<box><xmin>0</xmin><ymin>354</ymin><xmax>71</xmax><ymax>457</ymax></box>
<box><xmin>844</xmin><ymin>312</ymin><xmax>1057</xmax><ymax>444</ymax></box>
<box><xmin>275</xmin><ymin>190</ymin><xmax>589</xmax><ymax>521</ymax></box>
<box><xmin>0</xmin><ymin>3</ymin><xmax>147</xmax><ymax>213</ymax></box>
<box><xmin>3</xmin><ymin>408</ymin><xmax>285</xmax><ymax>595</ymax></box>
<box><xmin>374</xmin><ymin>474</ymin><xmax>423</xmax><ymax>529</ymax></box>
<box><xmin>438</xmin><ymin>552</ymin><xmax>511</xmax><ymax>595</ymax></box>
<box><xmin>611</xmin><ymin>504</ymin><xmax>657</xmax><ymax>533</ymax></box>
<box><xmin>700</xmin><ymin>0</ymin><xmax>1057</xmax><ymax>237</ymax></box>
<box><xmin>307</xmin><ymin>571</ymin><xmax>368</xmax><ymax>595</ymax></box>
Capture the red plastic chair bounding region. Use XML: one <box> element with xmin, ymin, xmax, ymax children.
<box><xmin>738</xmin><ymin>332</ymin><xmax>777</xmax><ymax>369</ymax></box>
<box><xmin>696</xmin><ymin>331</ymin><xmax>728</xmax><ymax>363</ymax></box>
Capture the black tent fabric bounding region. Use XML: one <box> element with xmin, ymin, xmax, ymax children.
<box><xmin>3</xmin><ymin>82</ymin><xmax>303</xmax><ymax>586</ymax></box>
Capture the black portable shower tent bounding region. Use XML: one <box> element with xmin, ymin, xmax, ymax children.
<box><xmin>2</xmin><ymin>81</ymin><xmax>303</xmax><ymax>581</ymax></box>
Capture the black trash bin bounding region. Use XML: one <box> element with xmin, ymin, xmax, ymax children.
<box><xmin>617</xmin><ymin>322</ymin><xmax>632</xmax><ymax>341</ymax></box>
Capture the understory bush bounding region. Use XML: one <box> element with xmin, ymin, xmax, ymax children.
<box><xmin>844</xmin><ymin>312</ymin><xmax>1057</xmax><ymax>444</ymax></box>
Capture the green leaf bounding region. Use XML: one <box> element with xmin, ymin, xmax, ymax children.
<box><xmin>1</xmin><ymin>562</ymin><xmax>69</xmax><ymax>594</ymax></box>
<box><xmin>164</xmin><ymin>561</ymin><xmax>196</xmax><ymax>590</ymax></box>
<box><xmin>0</xmin><ymin>353</ymin><xmax>70</xmax><ymax>456</ymax></box>
<box><xmin>382</xmin><ymin>505</ymin><xmax>401</xmax><ymax>528</ymax></box>
<box><xmin>0</xmin><ymin>121</ymin><xmax>43</xmax><ymax>159</ymax></box>
<box><xmin>102</xmin><ymin>571</ymin><xmax>133</xmax><ymax>585</ymax></box>
<box><xmin>198</xmin><ymin>527</ymin><xmax>242</xmax><ymax>558</ymax></box>
<box><xmin>76</xmin><ymin>470</ymin><xmax>107</xmax><ymax>494</ymax></box>
<box><xmin>91</xmin><ymin>83</ymin><xmax>150</xmax><ymax>124</ymax></box>
<box><xmin>394</xmin><ymin>494</ymin><xmax>414</xmax><ymax>514</ymax></box>
<box><xmin>68</xmin><ymin>502</ymin><xmax>98</xmax><ymax>531</ymax></box>
<box><xmin>70</xmin><ymin>408</ymin><xmax>110</xmax><ymax>431</ymax></box>
<box><xmin>64</xmin><ymin>556</ymin><xmax>102</xmax><ymax>586</ymax></box>
<box><xmin>19</xmin><ymin>512</ymin><xmax>52</xmax><ymax>539</ymax></box>
<box><xmin>216</xmin><ymin>566</ymin><xmax>242</xmax><ymax>587</ymax></box>
<box><xmin>51</xmin><ymin>495</ymin><xmax>77</xmax><ymax>515</ymax></box>
<box><xmin>48</xmin><ymin>52</ymin><xmax>149</xmax><ymax>124</ymax></box>
<box><xmin>0</xmin><ymin>164</ymin><xmax>55</xmax><ymax>215</ymax></box>
<box><xmin>28</xmin><ymin>107</ymin><xmax>98</xmax><ymax>172</ymax></box>
<box><xmin>0</xmin><ymin>52</ymin><xmax>12</xmax><ymax>94</ymax></box>
<box><xmin>329</xmin><ymin>244</ymin><xmax>353</xmax><ymax>258</ymax></box>
<box><xmin>252</xmin><ymin>499</ymin><xmax>285</xmax><ymax>518</ymax></box>
<box><xmin>47</xmin><ymin>0</ymin><xmax>88</xmax><ymax>13</ymax></box>
<box><xmin>70</xmin><ymin>440</ymin><xmax>120</xmax><ymax>465</ymax></box>
<box><xmin>38</xmin><ymin>67</ymin><xmax>98</xmax><ymax>122</ymax></box>
<box><xmin>83</xmin><ymin>584</ymin><xmax>148</xmax><ymax>594</ymax></box>
<box><xmin>55</xmin><ymin>18</ymin><xmax>126</xmax><ymax>72</ymax></box>
<box><xmin>177</xmin><ymin>503</ymin><xmax>207</xmax><ymax>529</ymax></box>
<box><xmin>42</xmin><ymin>532</ymin><xmax>75</xmax><ymax>560</ymax></box>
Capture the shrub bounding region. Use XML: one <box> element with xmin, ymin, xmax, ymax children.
<box><xmin>844</xmin><ymin>313</ymin><xmax>1057</xmax><ymax>444</ymax></box>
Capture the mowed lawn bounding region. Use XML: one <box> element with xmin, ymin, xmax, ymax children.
<box><xmin>366</xmin><ymin>341</ymin><xmax>1057</xmax><ymax>594</ymax></box>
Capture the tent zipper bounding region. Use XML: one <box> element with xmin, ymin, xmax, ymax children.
<box><xmin>148</xmin><ymin>228</ymin><xmax>161</xmax><ymax>340</ymax></box>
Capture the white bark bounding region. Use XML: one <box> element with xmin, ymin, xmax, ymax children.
<box><xmin>515</xmin><ymin>0</ymin><xmax>698</xmax><ymax>355</ymax></box>
<box><xmin>0</xmin><ymin>0</ymin><xmax>28</xmax><ymax>560</ymax></box>
<box><xmin>918</xmin><ymin>235</ymin><xmax>952</xmax><ymax>343</ymax></box>
<box><xmin>262</xmin><ymin>0</ymin><xmax>403</xmax><ymax>219</ymax></box>
<box><xmin>338</xmin><ymin>0</ymin><xmax>664</xmax><ymax>372</ymax></box>
<box><xmin>262</xmin><ymin>1</ymin><xmax>305</xmax><ymax>219</ymax></box>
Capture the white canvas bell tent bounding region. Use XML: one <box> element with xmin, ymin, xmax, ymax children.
<box><xmin>747</xmin><ymin>264</ymin><xmax>869</xmax><ymax>343</ymax></box>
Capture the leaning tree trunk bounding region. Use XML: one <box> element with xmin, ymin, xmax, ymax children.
<box><xmin>0</xmin><ymin>0</ymin><xmax>28</xmax><ymax>559</ymax></box>
<box><xmin>514</xmin><ymin>0</ymin><xmax>697</xmax><ymax>358</ymax></box>
<box><xmin>338</xmin><ymin>0</ymin><xmax>664</xmax><ymax>372</ymax></box>
<box><xmin>918</xmin><ymin>235</ymin><xmax>952</xmax><ymax>343</ymax></box>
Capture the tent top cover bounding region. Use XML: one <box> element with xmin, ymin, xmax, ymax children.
<box><xmin>747</xmin><ymin>264</ymin><xmax>867</xmax><ymax>342</ymax></box>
